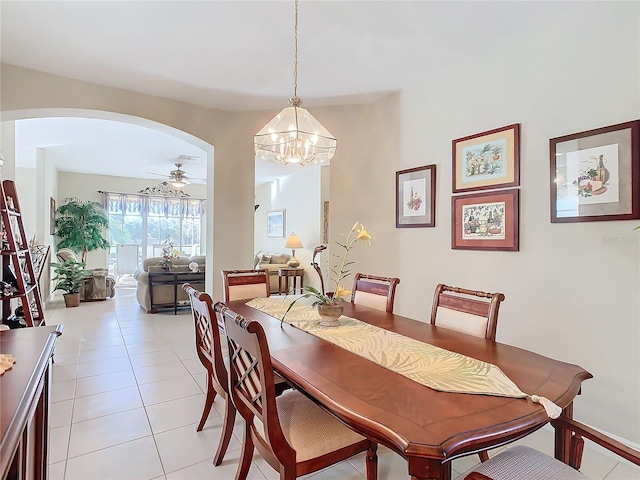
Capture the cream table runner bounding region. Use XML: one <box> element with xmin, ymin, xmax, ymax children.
<box><xmin>246</xmin><ymin>297</ymin><xmax>561</xmax><ymax>418</ymax></box>
<box><xmin>0</xmin><ymin>353</ymin><xmax>16</xmax><ymax>375</ymax></box>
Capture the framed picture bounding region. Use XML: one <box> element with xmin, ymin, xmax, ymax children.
<box><xmin>396</xmin><ymin>164</ymin><xmax>436</xmax><ymax>228</ymax></box>
<box><xmin>323</xmin><ymin>201</ymin><xmax>329</xmax><ymax>243</ymax></box>
<box><xmin>550</xmin><ymin>120</ymin><xmax>639</xmax><ymax>223</ymax></box>
<box><xmin>453</xmin><ymin>123</ymin><xmax>520</xmax><ymax>193</ymax></box>
<box><xmin>267</xmin><ymin>209</ymin><xmax>285</xmax><ymax>237</ymax></box>
<box><xmin>451</xmin><ymin>189</ymin><xmax>519</xmax><ymax>251</ymax></box>
<box><xmin>50</xmin><ymin>197</ymin><xmax>56</xmax><ymax>235</ymax></box>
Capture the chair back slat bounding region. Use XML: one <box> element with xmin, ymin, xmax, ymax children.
<box><xmin>351</xmin><ymin>273</ymin><xmax>400</xmax><ymax>313</ymax></box>
<box><xmin>430</xmin><ymin>283</ymin><xmax>505</xmax><ymax>342</ymax></box>
<box><xmin>184</xmin><ymin>284</ymin><xmax>228</xmax><ymax>390</ymax></box>
<box><xmin>215</xmin><ymin>302</ymin><xmax>289</xmax><ymax>453</ymax></box>
<box><xmin>222</xmin><ymin>269</ymin><xmax>270</xmax><ymax>302</ymax></box>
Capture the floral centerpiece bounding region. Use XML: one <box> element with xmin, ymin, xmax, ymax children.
<box><xmin>158</xmin><ymin>237</ymin><xmax>180</xmax><ymax>270</ymax></box>
<box><xmin>283</xmin><ymin>221</ymin><xmax>371</xmax><ymax>326</ymax></box>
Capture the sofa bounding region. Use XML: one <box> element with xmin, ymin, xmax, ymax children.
<box><xmin>254</xmin><ymin>251</ymin><xmax>292</xmax><ymax>293</ymax></box>
<box><xmin>135</xmin><ymin>255</ymin><xmax>206</xmax><ymax>313</ymax></box>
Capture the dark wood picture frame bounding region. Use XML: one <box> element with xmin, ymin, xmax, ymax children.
<box><xmin>550</xmin><ymin>120</ymin><xmax>640</xmax><ymax>223</ymax></box>
<box><xmin>451</xmin><ymin>189</ymin><xmax>519</xmax><ymax>251</ymax></box>
<box><xmin>396</xmin><ymin>164</ymin><xmax>436</xmax><ymax>228</ymax></box>
<box><xmin>452</xmin><ymin>123</ymin><xmax>520</xmax><ymax>193</ymax></box>
<box><xmin>49</xmin><ymin>197</ymin><xmax>56</xmax><ymax>235</ymax></box>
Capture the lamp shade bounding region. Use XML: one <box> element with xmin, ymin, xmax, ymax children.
<box><xmin>284</xmin><ymin>233</ymin><xmax>303</xmax><ymax>249</ymax></box>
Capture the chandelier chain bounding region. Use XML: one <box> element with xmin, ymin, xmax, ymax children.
<box><xmin>293</xmin><ymin>0</ymin><xmax>298</xmax><ymax>98</ymax></box>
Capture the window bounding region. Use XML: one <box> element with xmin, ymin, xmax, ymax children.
<box><xmin>105</xmin><ymin>193</ymin><xmax>205</xmax><ymax>275</ymax></box>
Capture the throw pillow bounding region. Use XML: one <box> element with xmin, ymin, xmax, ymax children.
<box><xmin>271</xmin><ymin>254</ymin><xmax>289</xmax><ymax>264</ymax></box>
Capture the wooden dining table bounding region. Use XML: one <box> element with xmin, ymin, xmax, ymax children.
<box><xmin>227</xmin><ymin>300</ymin><xmax>592</xmax><ymax>480</ymax></box>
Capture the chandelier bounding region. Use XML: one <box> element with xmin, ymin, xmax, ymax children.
<box><xmin>254</xmin><ymin>0</ymin><xmax>337</xmax><ymax>166</ymax></box>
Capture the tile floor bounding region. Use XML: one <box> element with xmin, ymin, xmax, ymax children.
<box><xmin>45</xmin><ymin>287</ymin><xmax>639</xmax><ymax>480</ymax></box>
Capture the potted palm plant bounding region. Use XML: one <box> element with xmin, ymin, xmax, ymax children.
<box><xmin>51</xmin><ymin>259</ymin><xmax>88</xmax><ymax>307</ymax></box>
<box><xmin>55</xmin><ymin>197</ymin><xmax>109</xmax><ymax>263</ymax></box>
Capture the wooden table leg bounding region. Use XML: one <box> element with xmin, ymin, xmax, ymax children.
<box><xmin>555</xmin><ymin>402</ymin><xmax>573</xmax><ymax>464</ymax></box>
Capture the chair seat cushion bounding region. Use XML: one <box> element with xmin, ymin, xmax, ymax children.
<box><xmin>276</xmin><ymin>390</ymin><xmax>365</xmax><ymax>462</ymax></box>
<box><xmin>468</xmin><ymin>445</ymin><xmax>588</xmax><ymax>480</ymax></box>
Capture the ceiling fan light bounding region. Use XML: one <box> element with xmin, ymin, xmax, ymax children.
<box><xmin>171</xmin><ymin>180</ymin><xmax>186</xmax><ymax>188</ymax></box>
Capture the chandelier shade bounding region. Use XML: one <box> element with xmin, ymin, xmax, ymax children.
<box><xmin>255</xmin><ymin>101</ymin><xmax>337</xmax><ymax>166</ymax></box>
<box><xmin>254</xmin><ymin>0</ymin><xmax>336</xmax><ymax>166</ymax></box>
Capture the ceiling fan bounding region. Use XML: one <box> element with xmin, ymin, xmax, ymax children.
<box><xmin>148</xmin><ymin>162</ymin><xmax>205</xmax><ymax>188</ymax></box>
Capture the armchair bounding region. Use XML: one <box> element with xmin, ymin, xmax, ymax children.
<box><xmin>55</xmin><ymin>248</ymin><xmax>115</xmax><ymax>300</ymax></box>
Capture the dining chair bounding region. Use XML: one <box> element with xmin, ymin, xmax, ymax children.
<box><xmin>430</xmin><ymin>283</ymin><xmax>505</xmax><ymax>462</ymax></box>
<box><xmin>464</xmin><ymin>417</ymin><xmax>640</xmax><ymax>479</ymax></box>
<box><xmin>183</xmin><ymin>283</ymin><xmax>235</xmax><ymax>466</ymax></box>
<box><xmin>221</xmin><ymin>268</ymin><xmax>270</xmax><ymax>302</ymax></box>
<box><xmin>215</xmin><ymin>301</ymin><xmax>378</xmax><ymax>480</ymax></box>
<box><xmin>430</xmin><ymin>283</ymin><xmax>505</xmax><ymax>342</ymax></box>
<box><xmin>351</xmin><ymin>273</ymin><xmax>400</xmax><ymax>313</ymax></box>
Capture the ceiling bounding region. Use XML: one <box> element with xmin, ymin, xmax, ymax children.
<box><xmin>1</xmin><ymin>1</ymin><xmax>561</xmax><ymax>184</ymax></box>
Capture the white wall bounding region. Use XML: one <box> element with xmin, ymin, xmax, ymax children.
<box><xmin>1</xmin><ymin>0</ymin><xmax>638</xmax><ymax>443</ymax></box>
<box><xmin>15</xmin><ymin>166</ymin><xmax>36</xmax><ymax>240</ymax></box>
<box><xmin>254</xmin><ymin>166</ymin><xmax>323</xmax><ymax>290</ymax></box>
<box><xmin>328</xmin><ymin>3</ymin><xmax>640</xmax><ymax>442</ymax></box>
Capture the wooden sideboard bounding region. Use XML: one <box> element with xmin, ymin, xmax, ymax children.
<box><xmin>0</xmin><ymin>325</ymin><xmax>63</xmax><ymax>480</ymax></box>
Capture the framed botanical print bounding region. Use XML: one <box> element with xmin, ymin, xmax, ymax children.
<box><xmin>451</xmin><ymin>189</ymin><xmax>519</xmax><ymax>251</ymax></box>
<box><xmin>550</xmin><ymin>120</ymin><xmax>639</xmax><ymax>223</ymax></box>
<box><xmin>267</xmin><ymin>209</ymin><xmax>285</xmax><ymax>237</ymax></box>
<box><xmin>453</xmin><ymin>124</ymin><xmax>520</xmax><ymax>193</ymax></box>
<box><xmin>396</xmin><ymin>165</ymin><xmax>436</xmax><ymax>228</ymax></box>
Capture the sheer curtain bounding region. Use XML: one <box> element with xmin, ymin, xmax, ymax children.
<box><xmin>103</xmin><ymin>192</ymin><xmax>206</xmax><ymax>274</ymax></box>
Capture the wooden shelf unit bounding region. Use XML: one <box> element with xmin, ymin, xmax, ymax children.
<box><xmin>0</xmin><ymin>179</ymin><xmax>46</xmax><ymax>327</ymax></box>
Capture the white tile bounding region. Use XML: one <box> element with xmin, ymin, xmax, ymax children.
<box><xmin>68</xmin><ymin>408</ymin><xmax>152</xmax><ymax>458</ymax></box>
<box><xmin>51</xmin><ymin>379</ymin><xmax>76</xmax><ymax>403</ymax></box>
<box><xmin>129</xmin><ymin>349</ymin><xmax>180</xmax><ymax>369</ymax></box>
<box><xmin>50</xmin><ymin>399</ymin><xmax>74</xmax><ymax>428</ymax></box>
<box><xmin>80</xmin><ymin>335</ymin><xmax>125</xmax><ymax>350</ymax></box>
<box><xmin>72</xmin><ymin>386</ymin><xmax>143</xmax><ymax>422</ymax></box>
<box><xmin>133</xmin><ymin>361</ymin><xmax>191</xmax><ymax>385</ymax></box>
<box><xmin>50</xmin><ymin>425</ymin><xmax>71</xmax><ymax>464</ymax></box>
<box><xmin>182</xmin><ymin>357</ymin><xmax>206</xmax><ymax>375</ymax></box>
<box><xmin>154</xmin><ymin>422</ymin><xmax>240</xmax><ymax>474</ymax></box>
<box><xmin>138</xmin><ymin>375</ymin><xmax>202</xmax><ymax>405</ymax></box>
<box><xmin>299</xmin><ymin>460</ymin><xmax>363</xmax><ymax>479</ymax></box>
<box><xmin>76</xmin><ymin>355</ymin><xmax>132</xmax><ymax>378</ymax></box>
<box><xmin>605</xmin><ymin>460</ymin><xmax>640</xmax><ymax>479</ymax></box>
<box><xmin>75</xmin><ymin>369</ymin><xmax>137</xmax><ymax>397</ymax></box>
<box><xmin>65</xmin><ymin>436</ymin><xmax>164</xmax><ymax>480</ymax></box>
<box><xmin>125</xmin><ymin>340</ymin><xmax>170</xmax><ymax>356</ymax></box>
<box><xmin>52</xmin><ymin>363</ymin><xmax>78</xmax><ymax>383</ymax></box>
<box><xmin>78</xmin><ymin>345</ymin><xmax>129</xmax><ymax>363</ymax></box>
<box><xmin>166</xmin><ymin>454</ymin><xmax>269</xmax><ymax>480</ymax></box>
<box><xmin>146</xmin><ymin>393</ymin><xmax>208</xmax><ymax>433</ymax></box>
<box><xmin>580</xmin><ymin>446</ymin><xmax>621</xmax><ymax>480</ymax></box>
<box><xmin>192</xmin><ymin>372</ymin><xmax>208</xmax><ymax>392</ymax></box>
<box><xmin>49</xmin><ymin>461</ymin><xmax>66</xmax><ymax>480</ymax></box>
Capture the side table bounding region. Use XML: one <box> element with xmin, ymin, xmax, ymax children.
<box><xmin>278</xmin><ymin>267</ymin><xmax>304</xmax><ymax>295</ymax></box>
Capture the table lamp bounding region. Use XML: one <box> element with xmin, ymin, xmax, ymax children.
<box><xmin>284</xmin><ymin>233</ymin><xmax>303</xmax><ymax>268</ymax></box>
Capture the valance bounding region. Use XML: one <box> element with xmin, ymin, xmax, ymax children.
<box><xmin>101</xmin><ymin>189</ymin><xmax>205</xmax><ymax>218</ymax></box>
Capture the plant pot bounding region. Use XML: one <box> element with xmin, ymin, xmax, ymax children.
<box><xmin>317</xmin><ymin>303</ymin><xmax>344</xmax><ymax>327</ymax></box>
<box><xmin>63</xmin><ymin>293</ymin><xmax>81</xmax><ymax>308</ymax></box>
